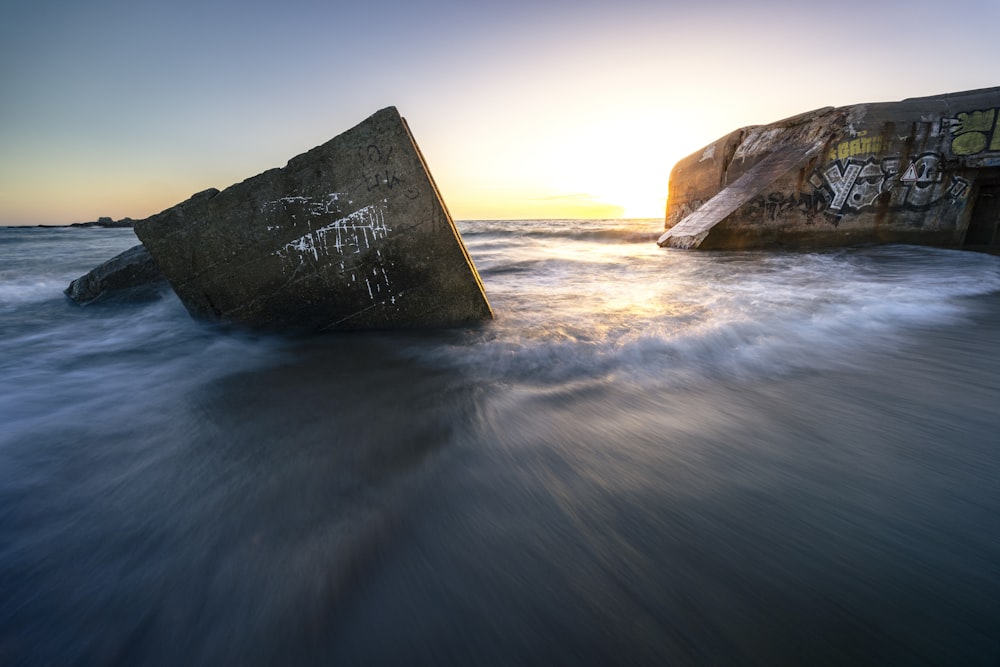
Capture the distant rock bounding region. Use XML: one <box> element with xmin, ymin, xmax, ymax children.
<box><xmin>133</xmin><ymin>106</ymin><xmax>492</xmax><ymax>331</ymax></box>
<box><xmin>65</xmin><ymin>244</ymin><xmax>166</xmax><ymax>304</ymax></box>
<box><xmin>69</xmin><ymin>216</ymin><xmax>136</xmax><ymax>228</ymax></box>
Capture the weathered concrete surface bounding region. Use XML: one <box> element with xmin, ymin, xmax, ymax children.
<box><xmin>659</xmin><ymin>87</ymin><xmax>1000</xmax><ymax>250</ymax></box>
<box><xmin>660</xmin><ymin>140</ymin><xmax>826</xmax><ymax>248</ymax></box>
<box><xmin>134</xmin><ymin>107</ymin><xmax>492</xmax><ymax>331</ymax></box>
<box><xmin>65</xmin><ymin>243</ymin><xmax>166</xmax><ymax>304</ymax></box>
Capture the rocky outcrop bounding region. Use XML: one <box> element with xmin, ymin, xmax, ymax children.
<box><xmin>68</xmin><ymin>216</ymin><xmax>136</xmax><ymax>228</ymax></box>
<box><xmin>133</xmin><ymin>106</ymin><xmax>492</xmax><ymax>331</ymax></box>
<box><xmin>65</xmin><ymin>244</ymin><xmax>166</xmax><ymax>304</ymax></box>
<box><xmin>659</xmin><ymin>87</ymin><xmax>1000</xmax><ymax>250</ymax></box>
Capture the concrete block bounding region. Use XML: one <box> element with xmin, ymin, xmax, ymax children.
<box><xmin>134</xmin><ymin>107</ymin><xmax>492</xmax><ymax>330</ymax></box>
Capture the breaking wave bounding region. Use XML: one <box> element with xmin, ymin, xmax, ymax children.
<box><xmin>414</xmin><ymin>241</ymin><xmax>1000</xmax><ymax>387</ymax></box>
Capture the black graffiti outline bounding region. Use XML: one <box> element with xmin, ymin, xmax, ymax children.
<box><xmin>810</xmin><ymin>152</ymin><xmax>969</xmax><ymax>218</ymax></box>
<box><xmin>744</xmin><ymin>190</ymin><xmax>830</xmax><ymax>222</ymax></box>
<box><xmin>364</xmin><ymin>143</ymin><xmax>395</xmax><ymax>164</ymax></box>
<box><xmin>363</xmin><ymin>169</ymin><xmax>404</xmax><ymax>192</ymax></box>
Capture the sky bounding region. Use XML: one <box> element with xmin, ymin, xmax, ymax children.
<box><xmin>1</xmin><ymin>0</ymin><xmax>998</xmax><ymax>225</ymax></box>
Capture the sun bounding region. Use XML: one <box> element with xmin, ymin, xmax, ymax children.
<box><xmin>618</xmin><ymin>196</ymin><xmax>667</xmax><ymax>220</ymax></box>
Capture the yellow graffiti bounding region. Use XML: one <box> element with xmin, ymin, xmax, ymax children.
<box><xmin>949</xmin><ymin>108</ymin><xmax>1000</xmax><ymax>155</ymax></box>
<box><xmin>828</xmin><ymin>136</ymin><xmax>883</xmax><ymax>162</ymax></box>
<box><xmin>953</xmin><ymin>132</ymin><xmax>989</xmax><ymax>154</ymax></box>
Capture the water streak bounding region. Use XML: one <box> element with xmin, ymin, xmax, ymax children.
<box><xmin>1</xmin><ymin>222</ymin><xmax>999</xmax><ymax>665</ymax></box>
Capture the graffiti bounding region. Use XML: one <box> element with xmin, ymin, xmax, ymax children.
<box><xmin>891</xmin><ymin>154</ymin><xmax>968</xmax><ymax>208</ymax></box>
<box><xmin>363</xmin><ymin>169</ymin><xmax>404</xmax><ymax>191</ymax></box>
<box><xmin>260</xmin><ymin>193</ymin><xmax>348</xmax><ymax>218</ymax></box>
<box><xmin>362</xmin><ymin>143</ymin><xmax>395</xmax><ymax>164</ymax></box>
<box><xmin>807</xmin><ymin>152</ymin><xmax>969</xmax><ymax>218</ymax></box>
<box><xmin>942</xmin><ymin>108</ymin><xmax>1000</xmax><ymax>155</ymax></box>
<box><xmin>360</xmin><ymin>142</ymin><xmax>411</xmax><ymax>195</ymax></box>
<box><xmin>827</xmin><ymin>134</ymin><xmax>884</xmax><ymax>162</ymax></box>
<box><xmin>818</xmin><ymin>158</ymin><xmax>867</xmax><ymax>210</ymax></box>
<box><xmin>745</xmin><ymin>191</ymin><xmax>829</xmax><ymax>221</ymax></box>
<box><xmin>667</xmin><ymin>199</ymin><xmax>707</xmax><ymax>226</ymax></box>
<box><xmin>272</xmin><ymin>203</ymin><xmax>391</xmax><ymax>265</ymax></box>
<box><xmin>812</xmin><ymin>156</ymin><xmax>890</xmax><ymax>213</ymax></box>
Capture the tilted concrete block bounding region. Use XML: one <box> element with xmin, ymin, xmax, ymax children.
<box><xmin>65</xmin><ymin>243</ymin><xmax>166</xmax><ymax>304</ymax></box>
<box><xmin>134</xmin><ymin>107</ymin><xmax>492</xmax><ymax>330</ymax></box>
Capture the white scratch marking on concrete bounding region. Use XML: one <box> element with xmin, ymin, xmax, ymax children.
<box><xmin>272</xmin><ymin>204</ymin><xmax>390</xmax><ymax>265</ymax></box>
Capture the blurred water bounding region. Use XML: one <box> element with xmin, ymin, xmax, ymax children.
<box><xmin>1</xmin><ymin>222</ymin><xmax>999</xmax><ymax>665</ymax></box>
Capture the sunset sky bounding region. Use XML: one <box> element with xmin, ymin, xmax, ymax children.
<box><xmin>1</xmin><ymin>0</ymin><xmax>997</xmax><ymax>225</ymax></box>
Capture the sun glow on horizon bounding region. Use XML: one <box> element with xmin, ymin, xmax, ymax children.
<box><xmin>429</xmin><ymin>101</ymin><xmax>705</xmax><ymax>222</ymax></box>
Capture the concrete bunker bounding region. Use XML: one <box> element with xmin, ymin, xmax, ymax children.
<box><xmin>658</xmin><ymin>87</ymin><xmax>1000</xmax><ymax>252</ymax></box>
<box><xmin>71</xmin><ymin>107</ymin><xmax>493</xmax><ymax>330</ymax></box>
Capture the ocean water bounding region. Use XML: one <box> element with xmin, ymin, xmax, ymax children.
<box><xmin>1</xmin><ymin>221</ymin><xmax>999</xmax><ymax>665</ymax></box>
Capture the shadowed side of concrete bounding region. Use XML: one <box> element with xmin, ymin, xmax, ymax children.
<box><xmin>64</xmin><ymin>243</ymin><xmax>167</xmax><ymax>304</ymax></box>
<box><xmin>134</xmin><ymin>107</ymin><xmax>492</xmax><ymax>331</ymax></box>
